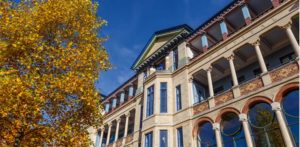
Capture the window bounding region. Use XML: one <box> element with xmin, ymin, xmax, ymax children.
<box><xmin>160</xmin><ymin>82</ymin><xmax>167</xmax><ymax>113</ymax></box>
<box><xmin>201</xmin><ymin>35</ymin><xmax>208</xmax><ymax>48</ymax></box>
<box><xmin>95</xmin><ymin>130</ymin><xmax>101</xmax><ymax>147</ymax></box>
<box><xmin>238</xmin><ymin>76</ymin><xmax>245</xmax><ymax>83</ymax></box>
<box><xmin>173</xmin><ymin>48</ymin><xmax>179</xmax><ymax>71</ymax></box>
<box><xmin>145</xmin><ymin>132</ymin><xmax>153</xmax><ymax>147</ymax></box>
<box><xmin>143</xmin><ymin>70</ymin><xmax>148</xmax><ymax>79</ymax></box>
<box><xmin>198</xmin><ymin>122</ymin><xmax>216</xmax><ymax>147</ymax></box>
<box><xmin>160</xmin><ymin>130</ymin><xmax>168</xmax><ymax>147</ymax></box>
<box><xmin>214</xmin><ymin>86</ymin><xmax>224</xmax><ymax>94</ymax></box>
<box><xmin>192</xmin><ymin>81</ymin><xmax>206</xmax><ymax>104</ymax></box>
<box><xmin>221</xmin><ymin>113</ymin><xmax>246</xmax><ymax>146</ymax></box>
<box><xmin>248</xmin><ymin>103</ymin><xmax>284</xmax><ymax>146</ymax></box>
<box><xmin>146</xmin><ymin>85</ymin><xmax>154</xmax><ymax>117</ymax></box>
<box><xmin>282</xmin><ymin>89</ymin><xmax>299</xmax><ymax>146</ymax></box>
<box><xmin>253</xmin><ymin>68</ymin><xmax>261</xmax><ymax>77</ymax></box>
<box><xmin>175</xmin><ymin>85</ymin><xmax>182</xmax><ymax>111</ymax></box>
<box><xmin>155</xmin><ymin>59</ymin><xmax>166</xmax><ymax>71</ymax></box>
<box><xmin>177</xmin><ymin>127</ymin><xmax>184</xmax><ymax>147</ymax></box>
<box><xmin>280</xmin><ymin>52</ymin><xmax>296</xmax><ymax>64</ymax></box>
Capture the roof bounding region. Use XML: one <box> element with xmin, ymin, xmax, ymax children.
<box><xmin>131</xmin><ymin>24</ymin><xmax>193</xmax><ymax>70</ymax></box>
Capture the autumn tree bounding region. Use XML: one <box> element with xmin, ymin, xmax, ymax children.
<box><xmin>0</xmin><ymin>0</ymin><xmax>110</xmax><ymax>146</ymax></box>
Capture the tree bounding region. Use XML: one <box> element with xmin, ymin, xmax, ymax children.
<box><xmin>0</xmin><ymin>0</ymin><xmax>110</xmax><ymax>146</ymax></box>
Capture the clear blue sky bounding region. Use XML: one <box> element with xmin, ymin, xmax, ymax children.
<box><xmin>96</xmin><ymin>0</ymin><xmax>234</xmax><ymax>95</ymax></box>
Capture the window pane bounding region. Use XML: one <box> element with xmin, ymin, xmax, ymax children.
<box><xmin>177</xmin><ymin>127</ymin><xmax>184</xmax><ymax>147</ymax></box>
<box><xmin>176</xmin><ymin>85</ymin><xmax>182</xmax><ymax>111</ymax></box>
<box><xmin>173</xmin><ymin>48</ymin><xmax>179</xmax><ymax>71</ymax></box>
<box><xmin>146</xmin><ymin>85</ymin><xmax>154</xmax><ymax>117</ymax></box>
<box><xmin>282</xmin><ymin>89</ymin><xmax>299</xmax><ymax>146</ymax></box>
<box><xmin>160</xmin><ymin>83</ymin><xmax>168</xmax><ymax>113</ymax></box>
<box><xmin>248</xmin><ymin>103</ymin><xmax>284</xmax><ymax>146</ymax></box>
<box><xmin>221</xmin><ymin>113</ymin><xmax>246</xmax><ymax>147</ymax></box>
<box><xmin>160</xmin><ymin>130</ymin><xmax>168</xmax><ymax>147</ymax></box>
<box><xmin>145</xmin><ymin>132</ymin><xmax>153</xmax><ymax>147</ymax></box>
<box><xmin>198</xmin><ymin>122</ymin><xmax>216</xmax><ymax>147</ymax></box>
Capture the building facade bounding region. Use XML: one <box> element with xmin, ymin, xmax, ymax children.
<box><xmin>90</xmin><ymin>0</ymin><xmax>299</xmax><ymax>146</ymax></box>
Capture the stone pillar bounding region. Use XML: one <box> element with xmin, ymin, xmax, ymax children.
<box><xmin>149</xmin><ymin>66</ymin><xmax>156</xmax><ymax>74</ymax></box>
<box><xmin>227</xmin><ymin>55</ymin><xmax>238</xmax><ymax>86</ymax></box>
<box><xmin>282</xmin><ymin>22</ymin><xmax>299</xmax><ymax>57</ymax></box>
<box><xmin>165</xmin><ymin>54</ymin><xmax>170</xmax><ymax>71</ymax></box>
<box><xmin>114</xmin><ymin>118</ymin><xmax>121</xmax><ymax>142</ymax></box>
<box><xmin>252</xmin><ymin>40</ymin><xmax>268</xmax><ymax>74</ymax></box>
<box><xmin>98</xmin><ymin>127</ymin><xmax>105</xmax><ymax>147</ymax></box>
<box><xmin>206</xmin><ymin>66</ymin><xmax>214</xmax><ymax>98</ymax></box>
<box><xmin>128</xmin><ymin>85</ymin><xmax>134</xmax><ymax>99</ymax></box>
<box><xmin>212</xmin><ymin>123</ymin><xmax>222</xmax><ymax>147</ymax></box>
<box><xmin>271</xmin><ymin>102</ymin><xmax>294</xmax><ymax>147</ymax></box>
<box><xmin>106</xmin><ymin>123</ymin><xmax>112</xmax><ymax>146</ymax></box>
<box><xmin>122</xmin><ymin>112</ymin><xmax>131</xmax><ymax>145</ymax></box>
<box><xmin>239</xmin><ymin>114</ymin><xmax>254</xmax><ymax>147</ymax></box>
<box><xmin>120</xmin><ymin>92</ymin><xmax>125</xmax><ymax>104</ymax></box>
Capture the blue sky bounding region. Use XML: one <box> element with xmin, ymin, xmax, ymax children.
<box><xmin>96</xmin><ymin>0</ymin><xmax>234</xmax><ymax>95</ymax></box>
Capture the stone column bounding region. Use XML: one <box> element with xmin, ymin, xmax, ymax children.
<box><xmin>252</xmin><ymin>40</ymin><xmax>268</xmax><ymax>74</ymax></box>
<box><xmin>212</xmin><ymin>123</ymin><xmax>222</xmax><ymax>147</ymax></box>
<box><xmin>98</xmin><ymin>127</ymin><xmax>105</xmax><ymax>147</ymax></box>
<box><xmin>239</xmin><ymin>114</ymin><xmax>254</xmax><ymax>147</ymax></box>
<box><xmin>271</xmin><ymin>102</ymin><xmax>294</xmax><ymax>147</ymax></box>
<box><xmin>165</xmin><ymin>54</ymin><xmax>170</xmax><ymax>71</ymax></box>
<box><xmin>227</xmin><ymin>55</ymin><xmax>238</xmax><ymax>86</ymax></box>
<box><xmin>106</xmin><ymin>123</ymin><xmax>112</xmax><ymax>146</ymax></box>
<box><xmin>114</xmin><ymin>118</ymin><xmax>121</xmax><ymax>142</ymax></box>
<box><xmin>282</xmin><ymin>22</ymin><xmax>299</xmax><ymax>57</ymax></box>
<box><xmin>128</xmin><ymin>85</ymin><xmax>134</xmax><ymax>99</ymax></box>
<box><xmin>206</xmin><ymin>66</ymin><xmax>214</xmax><ymax>98</ymax></box>
<box><xmin>122</xmin><ymin>112</ymin><xmax>131</xmax><ymax>145</ymax></box>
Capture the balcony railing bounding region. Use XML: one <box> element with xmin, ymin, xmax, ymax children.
<box><xmin>193</xmin><ymin>60</ymin><xmax>299</xmax><ymax>115</ymax></box>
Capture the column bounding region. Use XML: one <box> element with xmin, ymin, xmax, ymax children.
<box><xmin>120</xmin><ymin>92</ymin><xmax>125</xmax><ymax>103</ymax></box>
<box><xmin>252</xmin><ymin>39</ymin><xmax>268</xmax><ymax>73</ymax></box>
<box><xmin>241</xmin><ymin>5</ymin><xmax>252</xmax><ymax>25</ymax></box>
<box><xmin>207</xmin><ymin>66</ymin><xmax>214</xmax><ymax>98</ymax></box>
<box><xmin>271</xmin><ymin>102</ymin><xmax>294</xmax><ymax>147</ymax></box>
<box><xmin>114</xmin><ymin>118</ymin><xmax>121</xmax><ymax>142</ymax></box>
<box><xmin>220</xmin><ymin>20</ymin><xmax>229</xmax><ymax>40</ymax></box>
<box><xmin>227</xmin><ymin>55</ymin><xmax>238</xmax><ymax>86</ymax></box>
<box><xmin>106</xmin><ymin>123</ymin><xmax>112</xmax><ymax>145</ymax></box>
<box><xmin>122</xmin><ymin>112</ymin><xmax>131</xmax><ymax>145</ymax></box>
<box><xmin>128</xmin><ymin>85</ymin><xmax>134</xmax><ymax>99</ymax></box>
<box><xmin>282</xmin><ymin>22</ymin><xmax>299</xmax><ymax>57</ymax></box>
<box><xmin>201</xmin><ymin>34</ymin><xmax>209</xmax><ymax>52</ymax></box>
<box><xmin>239</xmin><ymin>114</ymin><xmax>254</xmax><ymax>147</ymax></box>
<box><xmin>212</xmin><ymin>123</ymin><xmax>222</xmax><ymax>147</ymax></box>
<box><xmin>98</xmin><ymin>127</ymin><xmax>105</xmax><ymax>147</ymax></box>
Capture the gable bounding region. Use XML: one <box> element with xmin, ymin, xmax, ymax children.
<box><xmin>144</xmin><ymin>33</ymin><xmax>175</xmax><ymax>59</ymax></box>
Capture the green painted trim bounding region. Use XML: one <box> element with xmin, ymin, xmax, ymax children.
<box><xmin>133</xmin><ymin>29</ymin><xmax>187</xmax><ymax>70</ymax></box>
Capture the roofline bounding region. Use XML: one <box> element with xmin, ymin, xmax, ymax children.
<box><xmin>131</xmin><ymin>24</ymin><xmax>193</xmax><ymax>70</ymax></box>
<box><xmin>102</xmin><ymin>74</ymin><xmax>137</xmax><ymax>102</ymax></box>
<box><xmin>186</xmin><ymin>0</ymin><xmax>236</xmax><ymax>40</ymax></box>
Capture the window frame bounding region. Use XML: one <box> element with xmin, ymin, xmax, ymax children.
<box><xmin>159</xmin><ymin>130</ymin><xmax>168</xmax><ymax>147</ymax></box>
<box><xmin>176</xmin><ymin>127</ymin><xmax>184</xmax><ymax>147</ymax></box>
<box><xmin>160</xmin><ymin>82</ymin><xmax>168</xmax><ymax>113</ymax></box>
<box><xmin>175</xmin><ymin>85</ymin><xmax>182</xmax><ymax>111</ymax></box>
<box><xmin>146</xmin><ymin>85</ymin><xmax>154</xmax><ymax>117</ymax></box>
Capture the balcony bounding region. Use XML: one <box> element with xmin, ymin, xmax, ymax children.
<box><xmin>193</xmin><ymin>60</ymin><xmax>299</xmax><ymax>115</ymax></box>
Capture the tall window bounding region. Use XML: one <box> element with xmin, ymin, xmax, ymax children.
<box><xmin>160</xmin><ymin>82</ymin><xmax>167</xmax><ymax>113</ymax></box>
<box><xmin>146</xmin><ymin>85</ymin><xmax>154</xmax><ymax>117</ymax></box>
<box><xmin>175</xmin><ymin>85</ymin><xmax>182</xmax><ymax>111</ymax></box>
<box><xmin>177</xmin><ymin>127</ymin><xmax>184</xmax><ymax>147</ymax></box>
<box><xmin>198</xmin><ymin>122</ymin><xmax>216</xmax><ymax>147</ymax></box>
<box><xmin>221</xmin><ymin>112</ymin><xmax>246</xmax><ymax>146</ymax></box>
<box><xmin>145</xmin><ymin>132</ymin><xmax>153</xmax><ymax>147</ymax></box>
<box><xmin>282</xmin><ymin>89</ymin><xmax>299</xmax><ymax>146</ymax></box>
<box><xmin>192</xmin><ymin>81</ymin><xmax>206</xmax><ymax>104</ymax></box>
<box><xmin>173</xmin><ymin>48</ymin><xmax>178</xmax><ymax>71</ymax></box>
<box><xmin>160</xmin><ymin>130</ymin><xmax>168</xmax><ymax>147</ymax></box>
<box><xmin>95</xmin><ymin>130</ymin><xmax>101</xmax><ymax>147</ymax></box>
<box><xmin>248</xmin><ymin>102</ymin><xmax>284</xmax><ymax>146</ymax></box>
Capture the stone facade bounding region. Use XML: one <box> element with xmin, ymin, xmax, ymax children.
<box><xmin>91</xmin><ymin>0</ymin><xmax>299</xmax><ymax>147</ymax></box>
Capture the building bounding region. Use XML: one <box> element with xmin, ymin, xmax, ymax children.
<box><xmin>90</xmin><ymin>0</ymin><xmax>299</xmax><ymax>146</ymax></box>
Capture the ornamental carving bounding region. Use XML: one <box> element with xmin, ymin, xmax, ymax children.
<box><xmin>193</xmin><ymin>101</ymin><xmax>209</xmax><ymax>115</ymax></box>
<box><xmin>270</xmin><ymin>62</ymin><xmax>299</xmax><ymax>83</ymax></box>
<box><xmin>214</xmin><ymin>91</ymin><xmax>234</xmax><ymax>106</ymax></box>
<box><xmin>240</xmin><ymin>78</ymin><xmax>263</xmax><ymax>95</ymax></box>
<box><xmin>116</xmin><ymin>139</ymin><xmax>123</xmax><ymax>147</ymax></box>
<box><xmin>125</xmin><ymin>134</ymin><xmax>133</xmax><ymax>144</ymax></box>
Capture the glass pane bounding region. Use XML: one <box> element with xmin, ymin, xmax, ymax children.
<box><xmin>198</xmin><ymin>122</ymin><xmax>217</xmax><ymax>147</ymax></box>
<box><xmin>282</xmin><ymin>89</ymin><xmax>299</xmax><ymax>146</ymax></box>
<box><xmin>160</xmin><ymin>130</ymin><xmax>168</xmax><ymax>147</ymax></box>
<box><xmin>248</xmin><ymin>103</ymin><xmax>285</xmax><ymax>146</ymax></box>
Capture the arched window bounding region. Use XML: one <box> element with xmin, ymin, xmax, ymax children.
<box><xmin>248</xmin><ymin>102</ymin><xmax>284</xmax><ymax>146</ymax></box>
<box><xmin>221</xmin><ymin>112</ymin><xmax>246</xmax><ymax>146</ymax></box>
<box><xmin>282</xmin><ymin>89</ymin><xmax>299</xmax><ymax>146</ymax></box>
<box><xmin>198</xmin><ymin>122</ymin><xmax>217</xmax><ymax>147</ymax></box>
